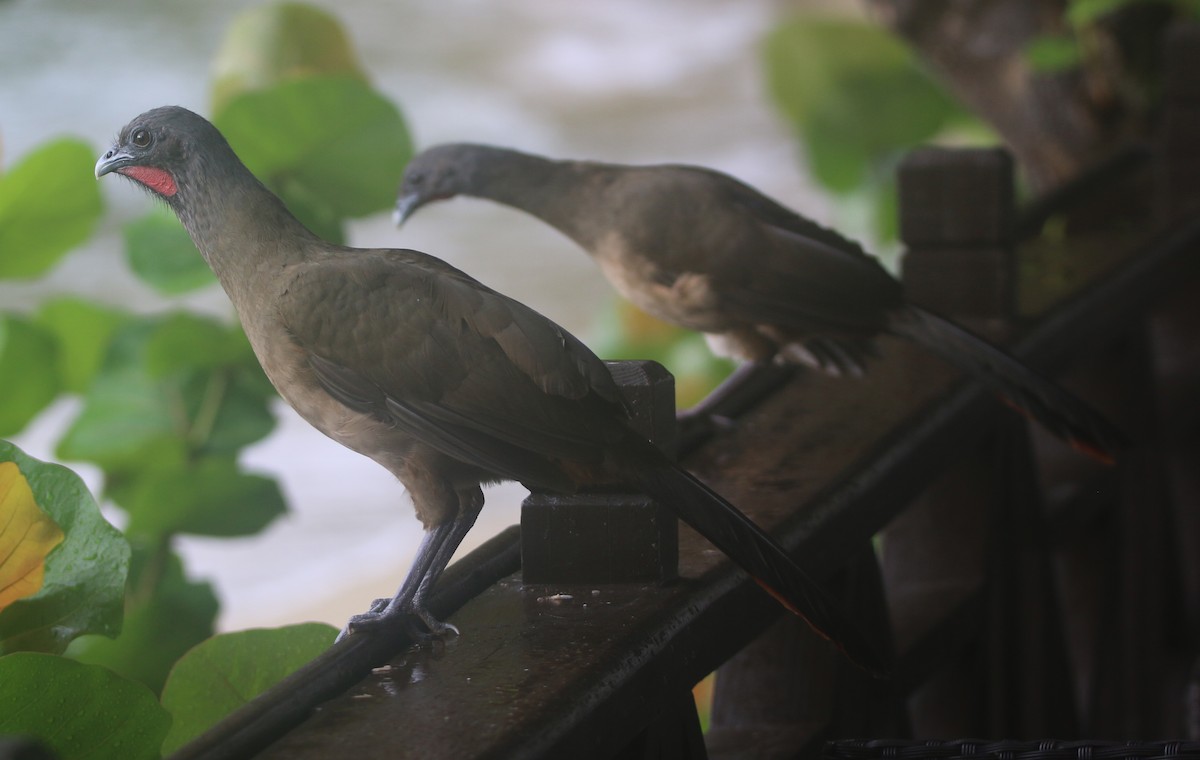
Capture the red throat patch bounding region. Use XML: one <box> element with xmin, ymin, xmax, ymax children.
<box><xmin>118</xmin><ymin>165</ymin><xmax>178</xmax><ymax>197</ymax></box>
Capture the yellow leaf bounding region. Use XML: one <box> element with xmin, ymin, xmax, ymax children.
<box><xmin>0</xmin><ymin>461</ymin><xmax>64</xmax><ymax>611</ymax></box>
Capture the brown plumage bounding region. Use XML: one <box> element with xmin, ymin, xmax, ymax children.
<box><xmin>395</xmin><ymin>143</ymin><xmax>1125</xmax><ymax>462</ymax></box>
<box><xmin>95</xmin><ymin>106</ymin><xmax>885</xmax><ymax>675</ymax></box>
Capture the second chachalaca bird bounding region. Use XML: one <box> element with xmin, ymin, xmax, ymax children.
<box><xmin>95</xmin><ymin>106</ymin><xmax>885</xmax><ymax>674</ymax></box>
<box><xmin>395</xmin><ymin>144</ymin><xmax>1125</xmax><ymax>462</ymax></box>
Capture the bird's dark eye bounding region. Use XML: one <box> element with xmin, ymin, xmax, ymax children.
<box><xmin>131</xmin><ymin>128</ymin><xmax>152</xmax><ymax>148</ymax></box>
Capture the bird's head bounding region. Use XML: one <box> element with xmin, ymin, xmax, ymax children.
<box><xmin>95</xmin><ymin>106</ymin><xmax>225</xmax><ymax>202</ymax></box>
<box><xmin>393</xmin><ymin>143</ymin><xmax>489</xmax><ymax>227</ymax></box>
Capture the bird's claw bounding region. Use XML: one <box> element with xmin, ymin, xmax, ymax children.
<box><xmin>675</xmin><ymin>409</ymin><xmax>737</xmax><ymax>449</ymax></box>
<box><xmin>365</xmin><ymin>597</ymin><xmax>391</xmax><ymax>614</ymax></box>
<box><xmin>335</xmin><ymin>600</ymin><xmax>459</xmax><ymax>644</ymax></box>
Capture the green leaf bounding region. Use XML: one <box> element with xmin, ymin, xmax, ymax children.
<box><xmin>144</xmin><ymin>314</ymin><xmax>276</xmax><ymax>454</ymax></box>
<box><xmin>0</xmin><ymin>442</ymin><xmax>129</xmax><ymax>655</ymax></box>
<box><xmin>801</xmin><ymin>114</ymin><xmax>874</xmax><ymax>193</ymax></box>
<box><xmin>1026</xmin><ymin>35</ymin><xmax>1083</xmax><ymax>72</ymax></box>
<box><xmin>123</xmin><ymin>207</ymin><xmax>214</xmax><ymax>295</ymax></box>
<box><xmin>70</xmin><ymin>543</ymin><xmax>218</xmax><ymax>695</ymax></box>
<box><xmin>870</xmin><ymin>176</ymin><xmax>902</xmax><ymax>251</ymax></box>
<box><xmin>125</xmin><ymin>458</ymin><xmax>286</xmax><ymax>539</ymax></box>
<box><xmin>0</xmin><ymin>652</ymin><xmax>170</xmax><ymax>760</ymax></box>
<box><xmin>274</xmin><ymin>173</ymin><xmax>346</xmax><ymax>243</ymax></box>
<box><xmin>144</xmin><ymin>312</ymin><xmax>250</xmax><ymax>378</ymax></box>
<box><xmin>192</xmin><ymin>370</ymin><xmax>277</xmax><ymax>456</ymax></box>
<box><xmin>1066</xmin><ymin>0</ymin><xmax>1135</xmax><ymax>27</ymax></box>
<box><xmin>589</xmin><ymin>299</ymin><xmax>733</xmax><ymax>407</ymax></box>
<box><xmin>211</xmin><ymin>1</ymin><xmax>369</xmax><ymax>113</ymax></box>
<box><xmin>58</xmin><ymin>315</ymin><xmax>277</xmax><ymax>497</ymax></box>
<box><xmin>0</xmin><ymin>138</ymin><xmax>104</xmax><ymax>280</ymax></box>
<box><xmin>763</xmin><ymin>17</ymin><xmax>975</xmax><ymax>195</ymax></box>
<box><xmin>34</xmin><ymin>297</ymin><xmax>130</xmax><ymax>393</ymax></box>
<box><xmin>160</xmin><ymin>623</ymin><xmax>337</xmax><ymax>755</ymax></box>
<box><xmin>215</xmin><ymin>75</ymin><xmax>412</xmax><ymax>220</ymax></box>
<box><xmin>0</xmin><ymin>316</ymin><xmax>60</xmax><ymax>437</ymax></box>
<box><xmin>56</xmin><ymin>321</ymin><xmax>184</xmax><ymax>473</ymax></box>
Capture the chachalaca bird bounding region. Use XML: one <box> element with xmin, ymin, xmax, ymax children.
<box><xmin>394</xmin><ymin>144</ymin><xmax>1125</xmax><ymax>463</ymax></box>
<box><xmin>95</xmin><ymin>106</ymin><xmax>885</xmax><ymax>674</ymax></box>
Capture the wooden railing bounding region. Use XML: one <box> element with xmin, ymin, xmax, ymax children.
<box><xmin>169</xmin><ymin>25</ymin><xmax>1200</xmax><ymax>760</ymax></box>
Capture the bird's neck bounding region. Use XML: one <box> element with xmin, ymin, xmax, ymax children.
<box><xmin>172</xmin><ymin>162</ymin><xmax>322</xmax><ymax>311</ymax></box>
<box><xmin>465</xmin><ymin>149</ymin><xmax>615</xmax><ymax>250</ymax></box>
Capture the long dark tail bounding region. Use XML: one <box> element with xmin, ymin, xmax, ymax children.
<box><xmin>631</xmin><ymin>462</ymin><xmax>888</xmax><ymax>677</ymax></box>
<box><xmin>887</xmin><ymin>305</ymin><xmax>1125</xmax><ymax>463</ymax></box>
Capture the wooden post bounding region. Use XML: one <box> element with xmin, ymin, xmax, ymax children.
<box><xmin>706</xmin><ymin>545</ymin><xmax>902</xmax><ymax>755</ymax></box>
<box><xmin>1158</xmin><ymin>23</ymin><xmax>1200</xmax><ymax>223</ymax></box>
<box><xmin>889</xmin><ymin>146</ymin><xmax>1016</xmax><ymax>736</ymax></box>
<box><xmin>889</xmin><ymin>146</ymin><xmax>1078</xmax><ymax>735</ymax></box>
<box><xmin>1078</xmin><ymin>20</ymin><xmax>1200</xmax><ymax>737</ymax></box>
<box><xmin>1154</xmin><ymin>21</ymin><xmax>1200</xmax><ymax>670</ymax></box>
<box><xmin>1050</xmin><ymin>23</ymin><xmax>1200</xmax><ymax>736</ymax></box>
<box><xmin>616</xmin><ymin>690</ymin><xmax>708</xmax><ymax>760</ymax></box>
<box><xmin>520</xmin><ymin>359</ymin><xmax>679</xmax><ymax>585</ymax></box>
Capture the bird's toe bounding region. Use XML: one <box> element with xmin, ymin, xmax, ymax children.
<box><xmin>337</xmin><ymin>601</ymin><xmax>459</xmax><ymax>644</ymax></box>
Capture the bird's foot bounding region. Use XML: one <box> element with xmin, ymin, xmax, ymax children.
<box><xmin>675</xmin><ymin>408</ymin><xmax>737</xmax><ymax>450</ymax></box>
<box><xmin>677</xmin><ymin>407</ymin><xmax>737</xmax><ymax>432</ymax></box>
<box><xmin>336</xmin><ymin>598</ymin><xmax>460</xmax><ymax>644</ymax></box>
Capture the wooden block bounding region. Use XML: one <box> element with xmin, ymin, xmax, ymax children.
<box><xmin>901</xmin><ymin>246</ymin><xmax>1014</xmax><ymax>324</ymax></box>
<box><xmin>521</xmin><ymin>359</ymin><xmax>679</xmax><ymax>585</ymax></box>
<box><xmin>898</xmin><ymin>147</ymin><xmax>1015</xmax><ymax>248</ymax></box>
<box><xmin>521</xmin><ymin>491</ymin><xmax>678</xmax><ymax>584</ymax></box>
<box><xmin>1159</xmin><ymin>24</ymin><xmax>1200</xmax><ymax>220</ymax></box>
<box><xmin>898</xmin><ymin>146</ymin><xmax>1017</xmax><ymax>329</ymax></box>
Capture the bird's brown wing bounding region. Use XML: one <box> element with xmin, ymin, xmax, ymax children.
<box><xmin>277</xmin><ymin>248</ymin><xmax>629</xmax><ymax>487</ymax></box>
<box><xmin>669</xmin><ymin>166</ymin><xmax>904</xmax><ymax>336</ymax></box>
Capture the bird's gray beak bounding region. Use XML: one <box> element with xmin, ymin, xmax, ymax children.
<box><xmin>95</xmin><ymin>147</ymin><xmax>133</xmax><ymax>179</ymax></box>
<box><xmin>393</xmin><ymin>192</ymin><xmax>421</xmax><ymax>227</ymax></box>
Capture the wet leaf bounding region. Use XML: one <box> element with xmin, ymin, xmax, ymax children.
<box><xmin>0</xmin><ymin>652</ymin><xmax>170</xmax><ymax>760</ymax></box>
<box><xmin>215</xmin><ymin>75</ymin><xmax>412</xmax><ymax>220</ymax></box>
<box><xmin>0</xmin><ymin>315</ymin><xmax>60</xmax><ymax>437</ymax></box>
<box><xmin>211</xmin><ymin>1</ymin><xmax>368</xmax><ymax>112</ymax></box>
<box><xmin>0</xmin><ymin>138</ymin><xmax>104</xmax><ymax>280</ymax></box>
<box><xmin>0</xmin><ymin>462</ymin><xmax>64</xmax><ymax>612</ymax></box>
<box><xmin>123</xmin><ymin>206</ymin><xmax>214</xmax><ymax>295</ymax></box>
<box><xmin>0</xmin><ymin>442</ymin><xmax>128</xmax><ymax>654</ymax></box>
<box><xmin>34</xmin><ymin>297</ymin><xmax>130</xmax><ymax>393</ymax></box>
<box><xmin>160</xmin><ymin>623</ymin><xmax>337</xmax><ymax>755</ymax></box>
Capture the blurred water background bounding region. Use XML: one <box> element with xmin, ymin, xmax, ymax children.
<box><xmin>0</xmin><ymin>0</ymin><xmax>845</xmax><ymax>631</ymax></box>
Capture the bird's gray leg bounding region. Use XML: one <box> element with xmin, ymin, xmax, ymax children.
<box><xmin>339</xmin><ymin>486</ymin><xmax>485</xmax><ymax>641</ymax></box>
<box><xmin>404</xmin><ymin>486</ymin><xmax>484</xmax><ymax>635</ymax></box>
<box><xmin>677</xmin><ymin>361</ymin><xmax>796</xmax><ymax>445</ymax></box>
<box><xmin>336</xmin><ymin>523</ymin><xmax>453</xmax><ymax>642</ymax></box>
